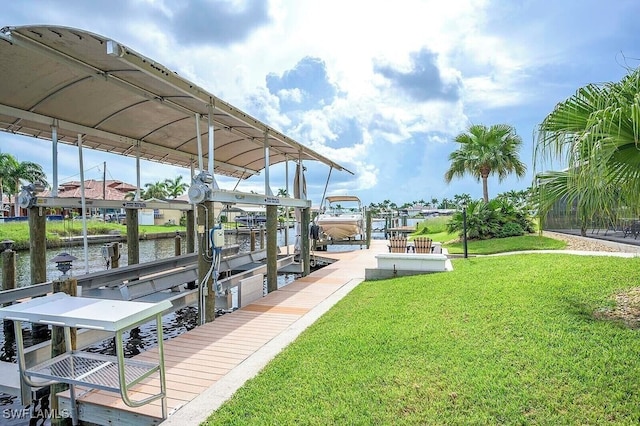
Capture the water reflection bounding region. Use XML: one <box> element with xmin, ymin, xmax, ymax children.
<box><xmin>1</xmin><ymin>227</ymin><xmax>298</xmax><ymax>288</ymax></box>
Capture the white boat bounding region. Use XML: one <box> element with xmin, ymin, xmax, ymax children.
<box><xmin>315</xmin><ymin>195</ymin><xmax>365</xmax><ymax>241</ymax></box>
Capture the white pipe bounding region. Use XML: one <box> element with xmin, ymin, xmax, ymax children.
<box><xmin>264</xmin><ymin>130</ymin><xmax>271</xmax><ymax>196</ymax></box>
<box><xmin>285</xmin><ymin>158</ymin><xmax>290</xmax><ymax>197</ymax></box>
<box><xmin>51</xmin><ymin>123</ymin><xmax>58</xmax><ymax>197</ymax></box>
<box><xmin>135</xmin><ymin>141</ymin><xmax>141</xmax><ymax>201</ymax></box>
<box><xmin>195</xmin><ymin>113</ymin><xmax>203</xmax><ymax>172</ymax></box>
<box><xmin>208</xmin><ymin>103</ymin><xmax>214</xmax><ymax>174</ymax></box>
<box><xmin>285</xmin><ymin>158</ymin><xmax>289</xmax><ymax>254</ymax></box>
<box><xmin>77</xmin><ymin>134</ymin><xmax>89</xmax><ymax>274</ymax></box>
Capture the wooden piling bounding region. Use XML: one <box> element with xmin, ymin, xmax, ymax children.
<box><xmin>250</xmin><ymin>230</ymin><xmax>256</xmax><ymax>252</ymax></box>
<box><xmin>186</xmin><ymin>209</ymin><xmax>196</xmax><ymax>289</ymax></box>
<box><xmin>126</xmin><ymin>209</ymin><xmax>139</xmax><ymax>265</ymax></box>
<box><xmin>111</xmin><ymin>241</ymin><xmax>120</xmax><ymax>269</ymax></box>
<box><xmin>197</xmin><ymin>202</ymin><xmax>215</xmax><ymax>322</ymax></box>
<box><xmin>29</xmin><ymin>206</ymin><xmax>48</xmax><ymax>338</ymax></box>
<box><xmin>302</xmin><ymin>207</ymin><xmax>310</xmax><ymax>276</ymax></box>
<box><xmin>175</xmin><ymin>232</ymin><xmax>182</xmax><ymax>256</ymax></box>
<box><xmin>366</xmin><ymin>210</ymin><xmax>372</xmax><ymax>249</ymax></box>
<box><xmin>1</xmin><ymin>248</ymin><xmax>16</xmax><ymax>335</ymax></box>
<box><xmin>266</xmin><ymin>205</ymin><xmax>278</xmax><ymax>293</ymax></box>
<box><xmin>28</xmin><ymin>206</ymin><xmax>47</xmax><ymax>284</ymax></box>
<box><xmin>186</xmin><ymin>209</ymin><xmax>195</xmax><ymax>254</ymax></box>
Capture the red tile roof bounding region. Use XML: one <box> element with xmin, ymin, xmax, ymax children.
<box><xmin>40</xmin><ymin>180</ymin><xmax>139</xmax><ymax>201</ymax></box>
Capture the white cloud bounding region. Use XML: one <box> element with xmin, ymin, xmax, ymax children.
<box><xmin>2</xmin><ymin>0</ymin><xmax>640</xmax><ymax>206</ymax></box>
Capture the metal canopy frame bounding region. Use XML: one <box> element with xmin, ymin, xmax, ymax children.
<box><xmin>0</xmin><ymin>25</ymin><xmax>351</xmax><ymax>207</ymax></box>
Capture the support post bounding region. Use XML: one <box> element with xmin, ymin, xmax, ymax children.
<box><xmin>186</xmin><ymin>210</ymin><xmax>196</xmax><ymax>289</ymax></box>
<box><xmin>28</xmin><ymin>206</ymin><xmax>48</xmax><ymax>338</ymax></box>
<box><xmin>2</xmin><ymin>247</ymin><xmax>16</xmax><ymax>335</ymax></box>
<box><xmin>266</xmin><ymin>205</ymin><xmax>278</xmax><ymax>293</ymax></box>
<box><xmin>186</xmin><ymin>210</ymin><xmax>195</xmax><ymax>253</ymax></box>
<box><xmin>259</xmin><ymin>225</ymin><xmax>265</xmax><ymax>249</ymax></box>
<box><xmin>302</xmin><ymin>207</ymin><xmax>310</xmax><ymax>276</ymax></box>
<box><xmin>175</xmin><ymin>232</ymin><xmax>182</xmax><ymax>256</ymax></box>
<box><xmin>462</xmin><ymin>205</ymin><xmax>468</xmax><ymax>259</ymax></box>
<box><xmin>197</xmin><ymin>201</ymin><xmax>216</xmax><ymax>322</ymax></box>
<box><xmin>50</xmin><ymin>277</ymin><xmax>77</xmax><ymax>426</ymax></box>
<box><xmin>126</xmin><ymin>209</ymin><xmax>139</xmax><ymax>265</ymax></box>
<box><xmin>111</xmin><ymin>242</ymin><xmax>120</xmax><ymax>269</ymax></box>
<box><xmin>366</xmin><ymin>209</ymin><xmax>372</xmax><ymax>249</ymax></box>
<box><xmin>250</xmin><ymin>230</ymin><xmax>256</xmax><ymax>252</ymax></box>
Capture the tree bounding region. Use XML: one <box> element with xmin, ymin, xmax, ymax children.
<box><xmin>276</xmin><ymin>188</ymin><xmax>290</xmax><ymax>218</ymax></box>
<box><xmin>453</xmin><ymin>193</ymin><xmax>472</xmax><ymax>207</ymax></box>
<box><xmin>446</xmin><ymin>198</ymin><xmax>534</xmax><ymax>240</ymax></box>
<box><xmin>9</xmin><ymin>159</ymin><xmax>47</xmax><ymax>216</ymax></box>
<box><xmin>445</xmin><ymin>124</ymin><xmax>527</xmax><ymax>202</ymax></box>
<box><xmin>533</xmin><ymin>170</ymin><xmax>620</xmax><ymax>236</ymax></box>
<box><xmin>164</xmin><ymin>176</ymin><xmax>188</xmax><ymax>199</ymax></box>
<box><xmin>534</xmin><ymin>67</ymin><xmax>640</xmax><ymax>227</ymax></box>
<box><xmin>0</xmin><ymin>153</ymin><xmax>18</xmax><ymax>215</ymax></box>
<box><xmin>142</xmin><ymin>181</ymin><xmax>168</xmax><ymax>200</ymax></box>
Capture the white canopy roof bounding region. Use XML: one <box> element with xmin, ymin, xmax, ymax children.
<box><xmin>0</xmin><ymin>25</ymin><xmax>352</xmax><ymax>179</ymax></box>
<box><xmin>324</xmin><ymin>195</ymin><xmax>361</xmax><ymax>203</ymax></box>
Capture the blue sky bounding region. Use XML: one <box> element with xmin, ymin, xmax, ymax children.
<box><xmin>2</xmin><ymin>0</ymin><xmax>640</xmax><ymax>207</ymax></box>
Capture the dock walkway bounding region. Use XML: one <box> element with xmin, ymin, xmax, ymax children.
<box><xmin>60</xmin><ymin>240</ymin><xmax>388</xmax><ymax>425</ymax></box>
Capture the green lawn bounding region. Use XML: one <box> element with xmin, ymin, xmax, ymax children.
<box><xmin>0</xmin><ymin>221</ymin><xmax>184</xmax><ymax>250</ymax></box>
<box><xmin>411</xmin><ymin>216</ymin><xmax>563</xmax><ymax>255</ymax></box>
<box><xmin>445</xmin><ymin>234</ymin><xmax>566</xmax><ymax>254</ymax></box>
<box><xmin>205</xmin><ymin>254</ymin><xmax>640</xmax><ymax>425</ymax></box>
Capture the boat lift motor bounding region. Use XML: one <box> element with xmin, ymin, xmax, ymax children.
<box><xmin>187</xmin><ymin>171</ymin><xmax>213</xmax><ymax>204</ymax></box>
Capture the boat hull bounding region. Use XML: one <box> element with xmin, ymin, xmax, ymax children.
<box><xmin>316</xmin><ymin>216</ymin><xmax>364</xmax><ymax>240</ymax></box>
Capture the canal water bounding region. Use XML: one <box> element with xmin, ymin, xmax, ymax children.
<box><xmin>1</xmin><ymin>227</ymin><xmax>295</xmax><ymax>289</ymax></box>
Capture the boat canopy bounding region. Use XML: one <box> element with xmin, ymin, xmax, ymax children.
<box><xmin>0</xmin><ymin>25</ymin><xmax>352</xmax><ymax>179</ymax></box>
<box><xmin>324</xmin><ymin>195</ymin><xmax>362</xmax><ymax>203</ymax></box>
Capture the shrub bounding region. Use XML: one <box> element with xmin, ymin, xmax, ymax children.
<box><xmin>447</xmin><ymin>198</ymin><xmax>534</xmax><ymax>240</ymax></box>
<box><xmin>496</xmin><ymin>222</ymin><xmax>525</xmax><ymax>238</ymax></box>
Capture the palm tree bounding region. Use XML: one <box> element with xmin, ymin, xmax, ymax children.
<box><xmin>452</xmin><ymin>193</ymin><xmax>472</xmax><ymax>207</ymax></box>
<box><xmin>534</xmin><ymin>67</ymin><xmax>640</xmax><ymax>226</ymax></box>
<box><xmin>533</xmin><ymin>170</ymin><xmax>620</xmax><ymax>236</ymax></box>
<box><xmin>9</xmin><ymin>160</ymin><xmax>47</xmax><ymax>216</ymax></box>
<box><xmin>0</xmin><ymin>153</ymin><xmax>18</xmax><ymax>216</ymax></box>
<box><xmin>164</xmin><ymin>176</ymin><xmax>188</xmax><ymax>199</ymax></box>
<box><xmin>276</xmin><ymin>188</ymin><xmax>290</xmax><ymax>219</ymax></box>
<box><xmin>142</xmin><ymin>181</ymin><xmax>168</xmax><ymax>200</ymax></box>
<box><xmin>445</xmin><ymin>124</ymin><xmax>527</xmax><ymax>202</ymax></box>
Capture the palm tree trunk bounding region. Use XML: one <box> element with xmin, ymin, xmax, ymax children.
<box><xmin>481</xmin><ymin>176</ymin><xmax>489</xmax><ymax>202</ymax></box>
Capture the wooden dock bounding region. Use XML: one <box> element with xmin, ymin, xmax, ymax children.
<box><xmin>57</xmin><ymin>241</ymin><xmax>388</xmax><ymax>425</ymax></box>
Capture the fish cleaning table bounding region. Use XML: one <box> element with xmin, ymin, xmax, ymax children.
<box><xmin>0</xmin><ymin>293</ymin><xmax>171</xmax><ymax>424</ymax></box>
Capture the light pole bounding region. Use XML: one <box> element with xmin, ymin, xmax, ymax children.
<box><xmin>461</xmin><ymin>202</ymin><xmax>468</xmax><ymax>258</ymax></box>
